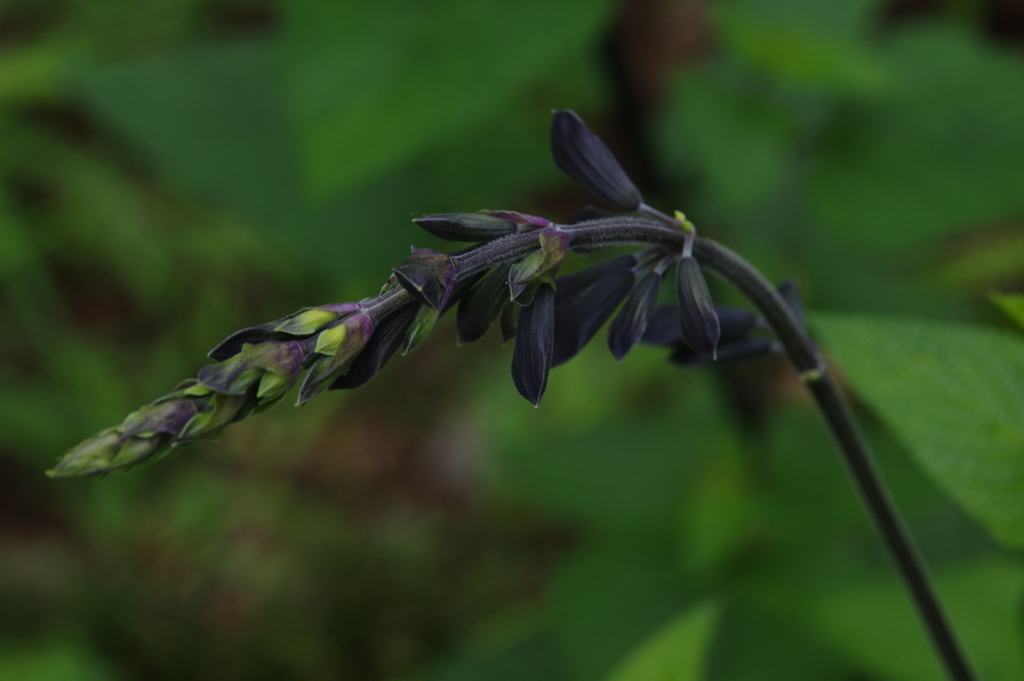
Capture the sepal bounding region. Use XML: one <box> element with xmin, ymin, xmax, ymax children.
<box><xmin>511</xmin><ymin>286</ymin><xmax>555</xmax><ymax>405</ymax></box>
<box><xmin>508</xmin><ymin>230</ymin><xmax>568</xmax><ymax>303</ymax></box>
<box><xmin>403</xmin><ymin>305</ymin><xmax>439</xmax><ymax>354</ymax></box>
<box><xmin>330</xmin><ymin>304</ymin><xmax>419</xmax><ymax>390</ymax></box>
<box><xmin>393</xmin><ymin>247</ymin><xmax>457</xmax><ymax>310</ymax></box>
<box><xmin>608</xmin><ymin>270</ymin><xmax>661</xmax><ymax>361</ymax></box>
<box><xmin>642</xmin><ymin>305</ymin><xmax>760</xmax><ymax>347</ymax></box>
<box><xmin>500</xmin><ymin>301</ymin><xmax>520</xmax><ymax>342</ymax></box>
<box><xmin>457</xmin><ymin>262</ymin><xmax>513</xmax><ymax>344</ymax></box>
<box><xmin>551</xmin><ymin>255</ymin><xmax>636</xmax><ymax>366</ymax></box>
<box><xmin>550</xmin><ymin>110</ymin><xmax>642</xmax><ymax>212</ymax></box>
<box><xmin>197</xmin><ymin>341</ymin><xmax>306</xmax><ymax>395</ymax></box>
<box><xmin>675</xmin><ymin>256</ymin><xmax>720</xmax><ymax>357</ymax></box>
<box><xmin>669</xmin><ymin>338</ymin><xmax>776</xmax><ymax>367</ymax></box>
<box><xmin>297</xmin><ymin>312</ymin><xmax>376</xmax><ymax>404</ymax></box>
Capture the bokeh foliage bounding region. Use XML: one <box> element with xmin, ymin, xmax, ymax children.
<box><xmin>1</xmin><ymin>0</ymin><xmax>1023</xmax><ymax>680</ymax></box>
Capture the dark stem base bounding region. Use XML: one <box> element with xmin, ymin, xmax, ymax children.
<box><xmin>694</xmin><ymin>237</ymin><xmax>977</xmax><ymax>681</ymax></box>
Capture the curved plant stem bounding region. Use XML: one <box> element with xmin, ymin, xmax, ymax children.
<box><xmin>692</xmin><ymin>237</ymin><xmax>977</xmax><ymax>681</ymax></box>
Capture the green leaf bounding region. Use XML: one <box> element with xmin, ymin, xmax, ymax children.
<box><xmin>603</xmin><ymin>601</ymin><xmax>719</xmax><ymax>681</ymax></box>
<box><xmin>810</xmin><ymin>25</ymin><xmax>1024</xmax><ymax>247</ymax></box>
<box><xmin>550</xmin><ymin>550</ymin><xmax>690</xmax><ymax>681</ymax></box>
<box><xmin>283</xmin><ymin>0</ymin><xmax>616</xmax><ymax>198</ymax></box>
<box><xmin>990</xmin><ymin>292</ymin><xmax>1024</xmax><ymax>332</ymax></box>
<box><xmin>74</xmin><ymin>40</ymin><xmax>300</xmax><ymax>229</ymax></box>
<box><xmin>660</xmin><ymin>68</ymin><xmax>797</xmax><ymax>212</ymax></box>
<box><xmin>716</xmin><ymin>0</ymin><xmax>890</xmax><ymax>94</ymax></box>
<box><xmin>813</xmin><ymin>312</ymin><xmax>1024</xmax><ymax>548</ymax></box>
<box><xmin>799</xmin><ymin>560</ymin><xmax>1024</xmax><ymax>681</ymax></box>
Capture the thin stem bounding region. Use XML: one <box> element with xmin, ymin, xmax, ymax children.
<box><xmin>692</xmin><ymin>237</ymin><xmax>977</xmax><ymax>681</ymax></box>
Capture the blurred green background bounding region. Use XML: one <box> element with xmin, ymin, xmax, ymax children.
<box><xmin>1</xmin><ymin>0</ymin><xmax>1023</xmax><ymax>679</ymax></box>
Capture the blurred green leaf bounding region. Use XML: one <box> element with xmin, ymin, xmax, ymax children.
<box><xmin>283</xmin><ymin>0</ymin><xmax>616</xmax><ymax>199</ymax></box>
<box><xmin>0</xmin><ymin>639</ymin><xmax>115</xmax><ymax>681</ymax></box>
<box><xmin>704</xmin><ymin>604</ymin><xmax>852</xmax><ymax>681</ymax></box>
<box><xmin>425</xmin><ymin>613</ymin><xmax>568</xmax><ymax>681</ymax></box>
<box><xmin>74</xmin><ymin>40</ymin><xmax>300</xmax><ymax>228</ymax></box>
<box><xmin>814</xmin><ymin>312</ymin><xmax>1024</xmax><ymax>548</ymax></box>
<box><xmin>603</xmin><ymin>601</ymin><xmax>719</xmax><ymax>681</ymax></box>
<box><xmin>680</xmin><ymin>453</ymin><xmax>756</xmax><ymax>576</ymax></box>
<box><xmin>0</xmin><ymin>191</ymin><xmax>33</xmax><ymax>278</ymax></box>
<box><xmin>799</xmin><ymin>559</ymin><xmax>1024</xmax><ymax>681</ymax></box>
<box><xmin>660</xmin><ymin>68</ymin><xmax>797</xmax><ymax>212</ymax></box>
<box><xmin>927</xmin><ymin>227</ymin><xmax>1024</xmax><ymax>293</ymax></box>
<box><xmin>990</xmin><ymin>292</ymin><xmax>1024</xmax><ymax>332</ymax></box>
<box><xmin>719</xmin><ymin>0</ymin><xmax>883</xmax><ymax>39</ymax></box>
<box><xmin>550</xmin><ymin>550</ymin><xmax>691</xmax><ymax>681</ymax></box>
<box><xmin>810</xmin><ymin>25</ymin><xmax>1024</xmax><ymax>248</ymax></box>
<box><xmin>717</xmin><ymin>0</ymin><xmax>890</xmax><ymax>94</ymax></box>
<box><xmin>491</xmin><ymin>351</ymin><xmax>735</xmax><ymax>545</ymax></box>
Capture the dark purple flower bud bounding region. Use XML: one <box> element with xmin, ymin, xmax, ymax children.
<box><xmin>669</xmin><ymin>338</ymin><xmax>776</xmax><ymax>367</ymax></box>
<box><xmin>512</xmin><ymin>286</ymin><xmax>555</xmax><ymax>406</ymax></box>
<box><xmin>676</xmin><ymin>256</ymin><xmax>720</xmax><ymax>357</ymax></box>
<box><xmin>393</xmin><ymin>247</ymin><xmax>457</xmax><ymax>311</ymax></box>
<box><xmin>508</xmin><ymin>230</ymin><xmax>568</xmax><ymax>303</ymax></box>
<box><xmin>608</xmin><ymin>270</ymin><xmax>662</xmax><ymax>362</ymax></box>
<box><xmin>482</xmin><ymin>211</ymin><xmax>552</xmax><ymax>229</ymax></box>
<box><xmin>196</xmin><ymin>341</ymin><xmax>306</xmax><ymax>395</ymax></box>
<box><xmin>330</xmin><ymin>304</ymin><xmax>419</xmax><ymax>391</ymax></box>
<box><xmin>413</xmin><ymin>213</ymin><xmax>517</xmax><ymax>242</ymax></box>
<box><xmin>207</xmin><ymin>303</ymin><xmax>361</xmax><ymax>361</ymax></box>
<box><xmin>551</xmin><ymin>255</ymin><xmax>636</xmax><ymax>367</ymax></box>
<box><xmin>500</xmin><ymin>300</ymin><xmax>520</xmax><ymax>343</ymax></box>
<box><xmin>457</xmin><ymin>262</ymin><xmax>514</xmax><ymax>344</ymax></box>
<box><xmin>297</xmin><ymin>312</ymin><xmax>376</xmax><ymax>404</ymax></box>
<box><xmin>777</xmin><ymin>278</ymin><xmax>805</xmax><ymax>329</ymax></box>
<box><xmin>642</xmin><ymin>305</ymin><xmax>761</xmax><ymax>347</ymax></box>
<box><xmin>550</xmin><ymin>110</ymin><xmax>642</xmax><ymax>212</ymax></box>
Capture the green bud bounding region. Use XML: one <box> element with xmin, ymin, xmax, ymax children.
<box><xmin>107</xmin><ymin>434</ymin><xmax>170</xmax><ymax>470</ymax></box>
<box><xmin>47</xmin><ymin>428</ymin><xmax>122</xmax><ymax>477</ymax></box>
<box><xmin>297</xmin><ymin>312</ymin><xmax>376</xmax><ymax>405</ymax></box>
<box><xmin>509</xmin><ymin>229</ymin><xmax>568</xmax><ymax>303</ymax></box>
<box><xmin>178</xmin><ymin>392</ymin><xmax>248</xmax><ymax>442</ymax></box>
<box><xmin>197</xmin><ymin>341</ymin><xmax>306</xmax><ymax>395</ymax></box>
<box><xmin>315</xmin><ymin>323</ymin><xmax>348</xmax><ymax>356</ymax></box>
<box><xmin>403</xmin><ymin>305</ymin><xmax>439</xmax><ymax>355</ymax></box>
<box><xmin>257</xmin><ymin>371</ymin><xmax>292</xmax><ymax>403</ymax></box>
<box><xmin>275</xmin><ymin>308</ymin><xmax>338</xmax><ymax>335</ymax></box>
